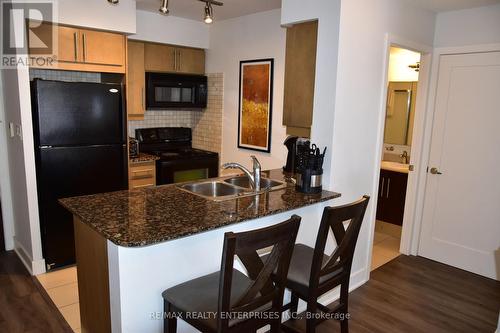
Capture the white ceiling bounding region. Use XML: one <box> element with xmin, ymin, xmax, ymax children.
<box><xmin>135</xmin><ymin>0</ymin><xmax>500</xmax><ymax>22</ymax></box>
<box><xmin>136</xmin><ymin>0</ymin><xmax>282</xmax><ymax>21</ymax></box>
<box><xmin>413</xmin><ymin>0</ymin><xmax>500</xmax><ymax>12</ymax></box>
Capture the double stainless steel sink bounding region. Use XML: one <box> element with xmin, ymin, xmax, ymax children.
<box><xmin>178</xmin><ymin>176</ymin><xmax>287</xmax><ymax>201</ymax></box>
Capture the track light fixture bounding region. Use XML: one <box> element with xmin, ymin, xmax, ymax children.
<box><xmin>159</xmin><ymin>0</ymin><xmax>170</xmax><ymax>15</ymax></box>
<box><xmin>204</xmin><ymin>2</ymin><xmax>213</xmax><ymax>24</ymax></box>
<box><xmin>107</xmin><ymin>0</ymin><xmax>119</xmax><ymax>4</ymax></box>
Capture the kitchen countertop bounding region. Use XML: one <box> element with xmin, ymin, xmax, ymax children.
<box><xmin>129</xmin><ymin>153</ymin><xmax>160</xmax><ymax>163</ymax></box>
<box><xmin>381</xmin><ymin>161</ymin><xmax>409</xmax><ymax>174</ymax></box>
<box><xmin>59</xmin><ymin>169</ymin><xmax>340</xmax><ymax>247</ymax></box>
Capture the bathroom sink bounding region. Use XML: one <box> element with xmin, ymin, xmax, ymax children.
<box><xmin>223</xmin><ymin>176</ymin><xmax>286</xmax><ymax>190</ymax></box>
<box><xmin>381</xmin><ymin>161</ymin><xmax>410</xmax><ymax>173</ymax></box>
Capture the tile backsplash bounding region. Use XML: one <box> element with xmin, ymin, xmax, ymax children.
<box><xmin>29</xmin><ymin>69</ymin><xmax>101</xmax><ymax>83</ymax></box>
<box><xmin>128</xmin><ymin>73</ymin><xmax>223</xmax><ymax>154</ymax></box>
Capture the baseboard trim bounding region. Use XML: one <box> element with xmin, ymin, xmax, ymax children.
<box><xmin>13</xmin><ymin>237</ymin><xmax>45</xmax><ymax>275</ymax></box>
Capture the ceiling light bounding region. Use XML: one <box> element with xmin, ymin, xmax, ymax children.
<box><xmin>107</xmin><ymin>0</ymin><xmax>119</xmax><ymax>4</ymax></box>
<box><xmin>204</xmin><ymin>2</ymin><xmax>213</xmax><ymax>24</ymax></box>
<box><xmin>159</xmin><ymin>0</ymin><xmax>170</xmax><ymax>15</ymax></box>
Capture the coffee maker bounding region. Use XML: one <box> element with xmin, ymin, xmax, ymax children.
<box><xmin>283</xmin><ymin>136</ymin><xmax>311</xmax><ymax>173</ymax></box>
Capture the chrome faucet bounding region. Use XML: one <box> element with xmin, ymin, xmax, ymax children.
<box><xmin>222</xmin><ymin>156</ymin><xmax>262</xmax><ymax>191</ymax></box>
<box><xmin>400</xmin><ymin>150</ymin><xmax>409</xmax><ymax>164</ymax></box>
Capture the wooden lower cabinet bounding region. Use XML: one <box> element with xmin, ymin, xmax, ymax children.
<box><xmin>129</xmin><ymin>161</ymin><xmax>156</xmax><ymax>189</ymax></box>
<box><xmin>74</xmin><ymin>218</ymin><xmax>111</xmax><ymax>333</ymax></box>
<box><xmin>376</xmin><ymin>169</ymin><xmax>408</xmax><ymax>226</ymax></box>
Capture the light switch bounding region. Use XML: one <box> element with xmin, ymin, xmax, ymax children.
<box><xmin>16</xmin><ymin>124</ymin><xmax>22</xmax><ymax>140</ymax></box>
<box><xmin>9</xmin><ymin>122</ymin><xmax>15</xmax><ymax>138</ymax></box>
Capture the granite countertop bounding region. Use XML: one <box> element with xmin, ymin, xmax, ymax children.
<box><xmin>59</xmin><ymin>169</ymin><xmax>341</xmax><ymax>247</ymax></box>
<box><xmin>129</xmin><ymin>153</ymin><xmax>160</xmax><ymax>163</ymax></box>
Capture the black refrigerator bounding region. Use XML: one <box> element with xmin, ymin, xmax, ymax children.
<box><xmin>31</xmin><ymin>79</ymin><xmax>128</xmax><ymax>270</ymax></box>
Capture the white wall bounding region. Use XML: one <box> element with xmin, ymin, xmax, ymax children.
<box><xmin>281</xmin><ymin>0</ymin><xmax>341</xmax><ymax>188</ymax></box>
<box><xmin>388</xmin><ymin>47</ymin><xmax>420</xmax><ymax>82</ymax></box>
<box><xmin>56</xmin><ymin>0</ymin><xmax>136</xmax><ymax>33</ymax></box>
<box><xmin>2</xmin><ymin>67</ymin><xmax>44</xmax><ymax>273</ymax></box>
<box><xmin>206</xmin><ymin>9</ymin><xmax>288</xmax><ymax>170</ymax></box>
<box><xmin>0</xmin><ymin>70</ymin><xmax>15</xmax><ymax>251</ymax></box>
<box><xmin>131</xmin><ymin>10</ymin><xmax>209</xmax><ymax>49</ymax></box>
<box><xmin>282</xmin><ymin>0</ymin><xmax>436</xmax><ymax>284</ymax></box>
<box><xmin>434</xmin><ymin>4</ymin><xmax>500</xmax><ymax>47</ymax></box>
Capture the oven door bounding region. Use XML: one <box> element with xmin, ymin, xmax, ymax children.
<box><xmin>146</xmin><ymin>73</ymin><xmax>207</xmax><ymax>109</ymax></box>
<box><xmin>157</xmin><ymin>156</ymin><xmax>219</xmax><ymax>185</ymax></box>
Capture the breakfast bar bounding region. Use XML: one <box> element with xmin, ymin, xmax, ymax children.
<box><xmin>60</xmin><ymin>169</ymin><xmax>340</xmax><ymax>333</ymax></box>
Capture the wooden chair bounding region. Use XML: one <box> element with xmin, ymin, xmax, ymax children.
<box><xmin>162</xmin><ymin>215</ymin><xmax>301</xmax><ymax>333</ymax></box>
<box><xmin>278</xmin><ymin>196</ymin><xmax>370</xmax><ymax>333</ymax></box>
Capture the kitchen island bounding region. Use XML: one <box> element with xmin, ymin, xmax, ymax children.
<box><xmin>60</xmin><ymin>169</ymin><xmax>340</xmax><ymax>333</ymax></box>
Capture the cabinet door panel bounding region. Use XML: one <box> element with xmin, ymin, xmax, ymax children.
<box><xmin>29</xmin><ymin>23</ymin><xmax>80</xmax><ymax>63</ymax></box>
<box><xmin>178</xmin><ymin>47</ymin><xmax>205</xmax><ymax>74</ymax></box>
<box><xmin>80</xmin><ymin>29</ymin><xmax>125</xmax><ymax>66</ymax></box>
<box><xmin>144</xmin><ymin>43</ymin><xmax>176</xmax><ymax>72</ymax></box>
<box><xmin>127</xmin><ymin>41</ymin><xmax>145</xmax><ymax>117</ymax></box>
<box><xmin>283</xmin><ymin>20</ymin><xmax>318</xmax><ymax>134</ymax></box>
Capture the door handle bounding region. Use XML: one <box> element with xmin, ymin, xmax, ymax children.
<box><xmin>430</xmin><ymin>167</ymin><xmax>442</xmax><ymax>175</ymax></box>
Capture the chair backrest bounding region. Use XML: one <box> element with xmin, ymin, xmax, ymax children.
<box><xmin>217</xmin><ymin>215</ymin><xmax>301</xmax><ymax>329</ymax></box>
<box><xmin>309</xmin><ymin>196</ymin><xmax>370</xmax><ymax>289</ymax></box>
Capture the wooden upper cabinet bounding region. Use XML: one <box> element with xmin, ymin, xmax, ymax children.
<box><xmin>282</xmin><ymin>20</ymin><xmax>318</xmax><ymax>138</ymax></box>
<box><xmin>127</xmin><ymin>41</ymin><xmax>145</xmax><ymax>118</ymax></box>
<box><xmin>80</xmin><ymin>29</ymin><xmax>125</xmax><ymax>67</ymax></box>
<box><xmin>177</xmin><ymin>47</ymin><xmax>205</xmax><ymax>74</ymax></box>
<box><xmin>28</xmin><ymin>22</ymin><xmax>126</xmax><ymax>73</ymax></box>
<box><xmin>144</xmin><ymin>42</ymin><xmax>205</xmax><ymax>74</ymax></box>
<box><xmin>144</xmin><ymin>43</ymin><xmax>176</xmax><ymax>72</ymax></box>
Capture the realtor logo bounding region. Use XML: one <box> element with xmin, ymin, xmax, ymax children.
<box><xmin>1</xmin><ymin>0</ymin><xmax>57</xmax><ymax>68</ymax></box>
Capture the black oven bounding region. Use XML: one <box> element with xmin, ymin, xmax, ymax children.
<box><xmin>146</xmin><ymin>72</ymin><xmax>207</xmax><ymax>109</ymax></box>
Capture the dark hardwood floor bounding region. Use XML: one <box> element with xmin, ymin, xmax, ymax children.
<box><xmin>0</xmin><ymin>250</ymin><xmax>498</xmax><ymax>333</ymax></box>
<box><xmin>0</xmin><ymin>251</ymin><xmax>72</xmax><ymax>333</ymax></box>
<box><xmin>286</xmin><ymin>255</ymin><xmax>500</xmax><ymax>333</ymax></box>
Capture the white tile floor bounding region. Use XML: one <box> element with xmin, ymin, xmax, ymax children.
<box><xmin>37</xmin><ymin>266</ymin><xmax>81</xmax><ymax>332</ymax></box>
<box><xmin>371</xmin><ymin>222</ymin><xmax>402</xmax><ymax>271</ymax></box>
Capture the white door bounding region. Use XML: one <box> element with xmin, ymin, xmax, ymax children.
<box><xmin>419</xmin><ymin>51</ymin><xmax>500</xmax><ymax>280</ymax></box>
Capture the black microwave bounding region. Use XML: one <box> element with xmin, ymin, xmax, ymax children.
<box><xmin>146</xmin><ymin>72</ymin><xmax>208</xmax><ymax>109</ymax></box>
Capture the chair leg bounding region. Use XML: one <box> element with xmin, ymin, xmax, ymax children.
<box><xmin>164</xmin><ymin>301</ymin><xmax>177</xmax><ymax>333</ymax></box>
<box><xmin>305</xmin><ymin>300</ymin><xmax>317</xmax><ymax>333</ymax></box>
<box><xmin>290</xmin><ymin>292</ymin><xmax>299</xmax><ymax>319</ymax></box>
<box><xmin>339</xmin><ymin>279</ymin><xmax>349</xmax><ymax>333</ymax></box>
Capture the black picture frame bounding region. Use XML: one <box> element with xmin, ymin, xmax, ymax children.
<box><xmin>237</xmin><ymin>58</ymin><xmax>274</xmax><ymax>153</ymax></box>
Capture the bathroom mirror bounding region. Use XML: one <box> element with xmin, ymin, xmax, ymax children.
<box><xmin>384</xmin><ymin>81</ymin><xmax>417</xmax><ymax>146</ymax></box>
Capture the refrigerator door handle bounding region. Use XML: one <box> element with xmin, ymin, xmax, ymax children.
<box><xmin>40</xmin><ymin>145</ymin><xmax>53</xmax><ymax>149</ymax></box>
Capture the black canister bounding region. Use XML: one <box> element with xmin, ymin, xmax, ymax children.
<box><xmin>296</xmin><ymin>168</ymin><xmax>323</xmax><ymax>194</ymax></box>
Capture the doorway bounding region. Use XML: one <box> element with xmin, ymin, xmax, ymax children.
<box><xmin>371</xmin><ymin>46</ymin><xmax>421</xmax><ymax>270</ymax></box>
<box><xmin>418</xmin><ymin>51</ymin><xmax>500</xmax><ymax>280</ymax></box>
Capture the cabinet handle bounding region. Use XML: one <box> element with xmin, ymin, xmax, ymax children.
<box><xmin>178</xmin><ymin>50</ymin><xmax>181</xmax><ymax>71</ymax></box>
<box><xmin>73</xmin><ymin>32</ymin><xmax>78</xmax><ymax>61</ymax></box>
<box><xmin>380</xmin><ymin>177</ymin><xmax>385</xmax><ymax>197</ymax></box>
<box><xmin>133</xmin><ymin>183</ymin><xmax>154</xmax><ymax>188</ymax></box>
<box><xmin>173</xmin><ymin>49</ymin><xmax>177</xmax><ymax>70</ymax></box>
<box><xmin>82</xmin><ymin>33</ymin><xmax>87</xmax><ymax>62</ymax></box>
<box><xmin>141</xmin><ymin>87</ymin><xmax>145</xmax><ymax>109</ymax></box>
<box><xmin>386</xmin><ymin>178</ymin><xmax>391</xmax><ymax>198</ymax></box>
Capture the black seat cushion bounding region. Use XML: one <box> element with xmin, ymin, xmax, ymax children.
<box><xmin>162</xmin><ymin>269</ymin><xmax>259</xmax><ymax>331</ymax></box>
<box><xmin>263</xmin><ymin>243</ymin><xmax>344</xmax><ymax>298</ymax></box>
